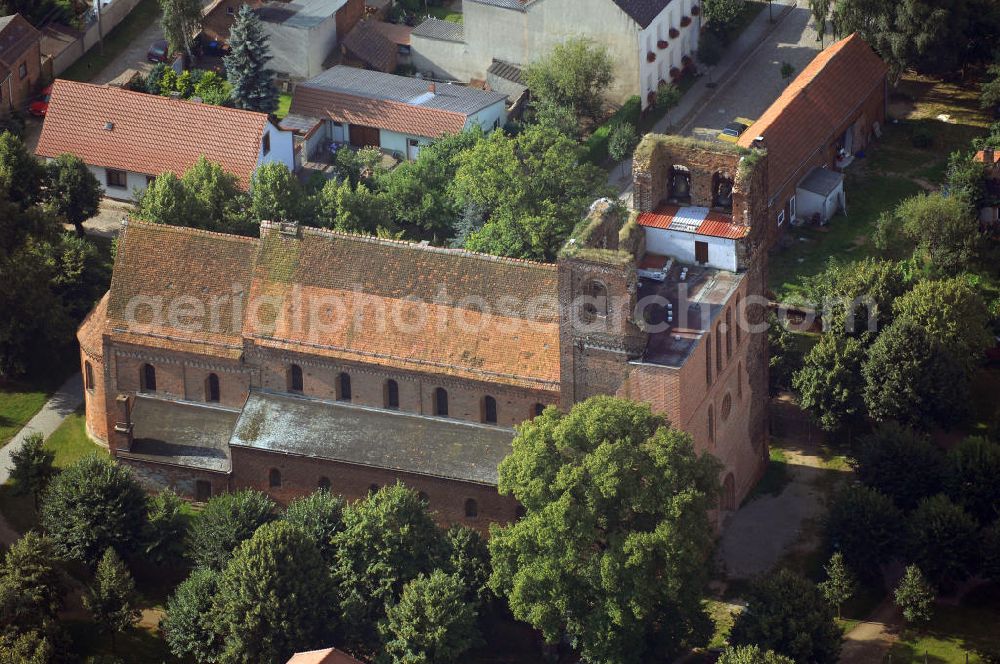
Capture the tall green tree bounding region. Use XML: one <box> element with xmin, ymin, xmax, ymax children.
<box><xmin>280</xmin><ymin>489</ymin><xmax>345</xmax><ymax>565</ymax></box>
<box><xmin>524</xmin><ymin>38</ymin><xmax>614</xmax><ymax>124</ymax></box>
<box><xmin>444</xmin><ymin>524</ymin><xmax>493</xmax><ymax>605</ymax></box>
<box><xmin>379</xmin><ymin>570</ymin><xmax>481</xmax><ymax>664</ymax></box>
<box><xmin>45</xmin><ymin>154</ymin><xmax>102</xmax><ymax>237</ymax></box>
<box><xmin>40</xmin><ymin>454</ymin><xmax>147</xmax><ymax>568</ymax></box>
<box><xmin>159</xmin><ymin>0</ymin><xmax>202</xmax><ymax>59</ymax></box>
<box><xmin>946</xmin><ymin>150</ymin><xmax>988</xmax><ymax>213</ymax></box>
<box><xmin>224</xmin><ymin>4</ymin><xmax>278</xmax><ymax>113</ymax></box>
<box><xmin>818</xmin><ymin>552</ymin><xmax>855</xmax><ymax>619</ymax></box>
<box><xmin>332</xmin><ymin>484</ymin><xmax>447</xmax><ymax>652</ymax></box>
<box><xmin>249</xmin><ymin>163</ymin><xmax>304</xmax><ymax>224</ymax></box>
<box><xmin>944</xmin><ymin>436</ymin><xmax>1000</xmax><ymax>525</ymax></box>
<box><xmin>983</xmin><ymin>63</ymin><xmax>1000</xmax><ymax>113</ymax></box>
<box><xmin>9</xmin><ymin>433</ymin><xmax>55</xmax><ymax>509</ymax></box>
<box><xmin>187</xmin><ymin>489</ymin><xmax>275</xmax><ymax>571</ymax></box>
<box><xmin>215</xmin><ymin>521</ymin><xmax>336</xmax><ymax>664</ymax></box>
<box><xmin>83</xmin><ymin>549</ymin><xmax>140</xmax><ymax>652</ymax></box>
<box><xmin>809</xmin><ymin>0</ymin><xmax>831</xmax><ymax>45</ymax></box>
<box><xmin>0</xmin><ymin>532</ymin><xmax>66</xmax><ymax>635</ymax></box>
<box><xmin>181</xmin><ymin>157</ymin><xmax>253</xmax><ymax>234</ymax></box>
<box><xmin>376</xmin><ymin>128</ymin><xmax>483</xmax><ymax>239</ymax></box>
<box><xmin>143</xmin><ymin>489</ymin><xmax>189</xmax><ymax>566</ymax></box>
<box><xmin>792</xmin><ymin>333</ymin><xmax>866</xmax><ymax>432</ymax></box>
<box><xmin>894</xmin><ymin>565</ymin><xmax>935</xmax><ymax>625</ymax></box>
<box><xmin>453</xmin><ymin>125</ymin><xmax>608</xmax><ymax>260</ymax></box>
<box><xmin>703</xmin><ymin>0</ymin><xmax>746</xmax><ymax>36</ymax></box>
<box><xmin>873</xmin><ymin>193</ymin><xmax>979</xmax><ymax>275</ymax></box>
<box><xmin>162</xmin><ymin>568</ymin><xmax>223</xmax><ymax>664</ymax></box>
<box><xmin>0</xmin><ymin>131</ymin><xmax>45</xmax><ymax>207</ymax></box>
<box><xmin>729</xmin><ymin>570</ymin><xmax>842</xmax><ymax>664</ymax></box>
<box><xmin>608</xmin><ymin>121</ymin><xmax>638</xmax><ymax>175</ymax></box>
<box><xmin>803</xmin><ymin>257</ymin><xmax>908</xmax><ymax>340</ymax></box>
<box><xmin>907</xmin><ymin>494</ymin><xmax>980</xmax><ymax>588</ymax></box>
<box><xmin>489</xmin><ymin>396</ymin><xmax>720</xmax><ymax>664</ymax></box>
<box><xmin>135</xmin><ymin>172</ymin><xmax>202</xmax><ymax>228</ymax></box>
<box><xmin>825</xmin><ymin>484</ymin><xmax>904</xmax><ymax>582</ymax></box>
<box><xmin>892</xmin><ymin>278</ymin><xmax>992</xmax><ymax>376</ymax></box>
<box><xmin>862</xmin><ymin>320</ymin><xmax>968</xmax><ymax>429</ymax></box>
<box><xmin>316</xmin><ymin>179</ymin><xmax>393</xmax><ymax>235</ymax></box>
<box><xmin>851</xmin><ymin>423</ymin><xmax>946</xmax><ymax>510</ymax></box>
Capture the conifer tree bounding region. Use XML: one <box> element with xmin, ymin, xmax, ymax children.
<box><xmin>83</xmin><ymin>549</ymin><xmax>140</xmax><ymax>652</ymax></box>
<box><xmin>224</xmin><ymin>4</ymin><xmax>278</xmax><ymax>113</ymax></box>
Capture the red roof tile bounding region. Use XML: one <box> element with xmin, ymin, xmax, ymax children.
<box><xmin>737</xmin><ymin>34</ymin><xmax>888</xmax><ymax>201</ymax></box>
<box><xmin>286</xmin><ymin>648</ymin><xmax>362</xmax><ymax>664</ymax></box>
<box><xmin>974</xmin><ymin>150</ymin><xmax>1000</xmax><ymax>164</ymax></box>
<box><xmin>36</xmin><ymin>79</ymin><xmax>270</xmax><ymax>187</ymax></box>
<box><xmin>636</xmin><ymin>204</ymin><xmax>750</xmax><ymax>239</ymax></box>
<box><xmin>289</xmin><ymin>86</ymin><xmax>468</xmax><ymax>139</ymax></box>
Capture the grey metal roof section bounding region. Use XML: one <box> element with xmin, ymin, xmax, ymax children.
<box><xmin>279</xmin><ymin>113</ymin><xmax>323</xmax><ymax>134</ymax></box>
<box><xmin>487</xmin><ymin>59</ymin><xmax>524</xmax><ymax>86</ymax></box>
<box><xmin>230</xmin><ymin>392</ymin><xmax>514</xmax><ymax>485</ymax></box>
<box><xmin>798</xmin><ymin>166</ymin><xmax>844</xmax><ymax>196</ymax></box>
<box><xmin>257</xmin><ymin>0</ymin><xmax>346</xmax><ymax>29</ymax></box>
<box><xmin>301</xmin><ymin>65</ymin><xmax>507</xmax><ymax>115</ymax></box>
<box><xmin>128</xmin><ymin>396</ymin><xmax>239</xmax><ymax>472</ymax></box>
<box><xmin>410</xmin><ymin>17</ymin><xmax>465</xmax><ymax>43</ymax></box>
<box><xmin>466</xmin><ymin>0</ymin><xmax>527</xmax><ymax>10</ymax></box>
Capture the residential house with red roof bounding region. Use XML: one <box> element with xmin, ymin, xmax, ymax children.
<box><xmin>286</xmin><ymin>648</ymin><xmax>363</xmax><ymax>664</ymax></box>
<box><xmin>288</xmin><ymin>65</ymin><xmax>507</xmax><ymax>161</ymax></box>
<box><xmin>0</xmin><ymin>13</ymin><xmax>42</xmax><ymax>115</ymax></box>
<box><xmin>35</xmin><ymin>79</ymin><xmax>295</xmax><ymax>200</ymax></box>
<box><xmin>410</xmin><ymin>0</ymin><xmax>703</xmax><ymax>108</ymax></box>
<box><xmin>737</xmin><ymin>33</ymin><xmax>888</xmax><ymax>233</ymax></box>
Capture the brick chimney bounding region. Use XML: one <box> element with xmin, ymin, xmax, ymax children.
<box><xmin>428</xmin><ymin>82</ymin><xmax>436</xmax><ymax>94</ymax></box>
<box><xmin>111</xmin><ymin>394</ymin><xmax>134</xmax><ymax>453</ymax></box>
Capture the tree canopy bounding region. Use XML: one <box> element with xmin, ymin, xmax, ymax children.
<box><xmin>906</xmin><ymin>494</ymin><xmax>980</xmax><ymax>588</ymax></box>
<box><xmin>224</xmin><ymin>4</ymin><xmax>278</xmax><ymax>113</ymax></box>
<box><xmin>489</xmin><ymin>396</ymin><xmax>720</xmax><ymax>664</ymax></box>
<box><xmin>874</xmin><ymin>193</ymin><xmax>979</xmax><ymax>275</ymax></box>
<box><xmin>825</xmin><ymin>484</ymin><xmax>904</xmax><ymax>582</ymax></box>
<box><xmin>729</xmin><ymin>570</ymin><xmax>842</xmax><ymax>664</ymax></box>
<box><xmin>45</xmin><ymin>154</ymin><xmax>102</xmax><ymax>237</ymax></box>
<box><xmin>215</xmin><ymin>521</ymin><xmax>336</xmax><ymax>664</ymax></box>
<box><xmin>187</xmin><ymin>489</ymin><xmax>275</xmax><ymax>571</ymax></box>
<box><xmin>792</xmin><ymin>333</ymin><xmax>866</xmax><ymax>432</ymax></box>
<box><xmin>40</xmin><ymin>454</ymin><xmax>148</xmax><ymax>568</ymax></box>
<box><xmin>524</xmin><ymin>38</ymin><xmax>614</xmax><ymax>124</ymax></box>
<box><xmin>851</xmin><ymin>423</ymin><xmax>945</xmax><ymax>510</ymax></box>
<box><xmin>159</xmin><ymin>0</ymin><xmax>202</xmax><ymax>59</ymax></box>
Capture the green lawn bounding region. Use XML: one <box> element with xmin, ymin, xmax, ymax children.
<box><xmin>61</xmin><ymin>0</ymin><xmax>161</xmax><ymax>82</ymax></box>
<box><xmin>767</xmin><ymin>74</ymin><xmax>991</xmax><ymax>300</ymax></box>
<box><xmin>0</xmin><ymin>383</ymin><xmax>50</xmax><ymax>447</ymax></box>
<box><xmin>0</xmin><ymin>408</ymin><xmax>107</xmax><ymax>534</ymax></box>
<box><xmin>276</xmin><ymin>92</ymin><xmax>292</xmax><ymax>120</ymax></box>
<box><xmin>888</xmin><ymin>583</ymin><xmax>1000</xmax><ymax>663</ymax></box>
<box><xmin>426</xmin><ymin>6</ymin><xmax>463</xmax><ymax>23</ymax></box>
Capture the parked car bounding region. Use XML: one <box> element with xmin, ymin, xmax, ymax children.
<box><xmin>28</xmin><ymin>85</ymin><xmax>52</xmax><ymax>117</ymax></box>
<box><xmin>718</xmin><ymin>117</ymin><xmax>754</xmax><ymax>143</ymax></box>
<box><xmin>147</xmin><ymin>39</ymin><xmax>170</xmax><ymax>63</ymax></box>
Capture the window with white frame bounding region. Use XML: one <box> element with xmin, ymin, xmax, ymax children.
<box><xmin>789</xmin><ymin>195</ymin><xmax>797</xmax><ymax>221</ymax></box>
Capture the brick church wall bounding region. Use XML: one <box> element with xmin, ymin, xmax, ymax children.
<box><xmin>231</xmin><ymin>446</ymin><xmax>520</xmax><ymax>531</ymax></box>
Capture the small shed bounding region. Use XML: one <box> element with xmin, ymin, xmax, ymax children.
<box><xmin>796</xmin><ymin>167</ymin><xmax>844</xmax><ymax>224</ymax></box>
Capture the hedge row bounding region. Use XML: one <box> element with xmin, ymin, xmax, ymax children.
<box><xmin>584</xmin><ymin>96</ymin><xmax>641</xmax><ymax>165</ymax></box>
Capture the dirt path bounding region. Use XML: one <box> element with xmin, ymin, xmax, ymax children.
<box><xmin>839</xmin><ymin>599</ymin><xmax>902</xmax><ymax>663</ymax></box>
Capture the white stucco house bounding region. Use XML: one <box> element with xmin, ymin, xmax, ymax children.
<box><xmin>35</xmin><ymin>79</ymin><xmax>295</xmax><ymax>201</ymax></box>
<box><xmin>288</xmin><ymin>65</ymin><xmax>507</xmax><ymax>160</ymax></box>
<box><xmin>409</xmin><ymin>0</ymin><xmax>702</xmax><ymax>108</ymax></box>
<box><xmin>637</xmin><ymin>204</ymin><xmax>748</xmax><ymax>272</ymax></box>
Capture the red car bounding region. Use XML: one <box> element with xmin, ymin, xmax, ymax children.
<box><xmin>28</xmin><ymin>85</ymin><xmax>52</xmax><ymax>117</ymax></box>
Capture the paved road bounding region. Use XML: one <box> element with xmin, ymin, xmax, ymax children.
<box><xmin>607</xmin><ymin>0</ymin><xmax>805</xmax><ymax>196</ymax></box>
<box><xmin>682</xmin><ymin>2</ymin><xmax>822</xmax><ymax>138</ymax></box>
<box><xmin>90</xmin><ymin>11</ymin><xmax>163</xmax><ymax>85</ymax></box>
